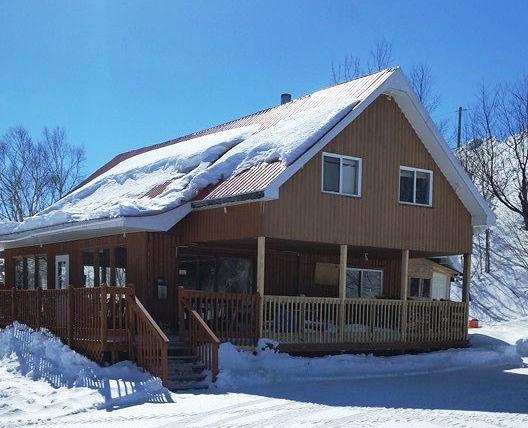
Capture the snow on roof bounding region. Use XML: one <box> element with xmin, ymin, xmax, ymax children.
<box><xmin>0</xmin><ymin>69</ymin><xmax>396</xmax><ymax>237</ymax></box>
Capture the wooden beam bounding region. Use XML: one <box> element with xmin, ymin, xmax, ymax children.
<box><xmin>462</xmin><ymin>253</ymin><xmax>471</xmax><ymax>303</ymax></box>
<box><xmin>257</xmin><ymin>236</ymin><xmax>265</xmax><ymax>338</ymax></box>
<box><xmin>339</xmin><ymin>244</ymin><xmax>347</xmax><ymax>300</ymax></box>
<box><xmin>400</xmin><ymin>249</ymin><xmax>409</xmax><ymax>300</ymax></box>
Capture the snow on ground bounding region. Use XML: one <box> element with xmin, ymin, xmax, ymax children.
<box><xmin>0</xmin><ymin>321</ymin><xmax>527</xmax><ymax>427</ymax></box>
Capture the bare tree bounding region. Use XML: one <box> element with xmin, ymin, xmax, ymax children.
<box><xmin>0</xmin><ymin>126</ymin><xmax>85</xmax><ymax>222</ymax></box>
<box><xmin>367</xmin><ymin>39</ymin><xmax>394</xmax><ymax>73</ymax></box>
<box><xmin>409</xmin><ymin>63</ymin><xmax>440</xmax><ymax>115</ymax></box>
<box><xmin>467</xmin><ymin>77</ymin><xmax>528</xmax><ymax>230</ymax></box>
<box><xmin>331</xmin><ymin>54</ymin><xmax>362</xmax><ymax>85</ymax></box>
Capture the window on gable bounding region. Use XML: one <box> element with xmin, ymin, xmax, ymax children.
<box><xmin>399</xmin><ymin>166</ymin><xmax>432</xmax><ymax>206</ymax></box>
<box><xmin>409</xmin><ymin>277</ymin><xmax>432</xmax><ymax>299</ymax></box>
<box><xmin>322</xmin><ymin>153</ymin><xmax>361</xmax><ymax>196</ymax></box>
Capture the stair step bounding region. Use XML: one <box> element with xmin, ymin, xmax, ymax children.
<box><xmin>168</xmin><ymin>362</ymin><xmax>206</xmax><ymax>372</ymax></box>
<box><xmin>168</xmin><ymin>355</ymin><xmax>200</xmax><ymax>363</ymax></box>
<box><xmin>168</xmin><ymin>372</ymin><xmax>208</xmax><ymax>383</ymax></box>
<box><xmin>167</xmin><ymin>381</ymin><xmax>210</xmax><ymax>391</ymax></box>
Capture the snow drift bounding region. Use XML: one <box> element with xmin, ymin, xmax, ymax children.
<box><xmin>215</xmin><ymin>332</ymin><xmax>527</xmax><ymax>390</ymax></box>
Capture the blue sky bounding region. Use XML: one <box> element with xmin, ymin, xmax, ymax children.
<box><xmin>1</xmin><ymin>1</ymin><xmax>527</xmax><ymax>173</ymax></box>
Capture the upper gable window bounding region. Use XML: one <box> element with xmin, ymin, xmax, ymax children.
<box><xmin>322</xmin><ymin>153</ymin><xmax>362</xmax><ymax>197</ymax></box>
<box><xmin>399</xmin><ymin>166</ymin><xmax>433</xmax><ymax>206</ymax></box>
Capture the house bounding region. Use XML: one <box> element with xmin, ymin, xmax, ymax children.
<box><xmin>0</xmin><ymin>68</ymin><xmax>495</xmax><ymax>385</ymax></box>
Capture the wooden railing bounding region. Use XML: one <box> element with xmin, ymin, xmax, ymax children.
<box><xmin>263</xmin><ymin>295</ymin><xmax>468</xmax><ymax>346</ymax></box>
<box><xmin>178</xmin><ymin>287</ymin><xmax>260</xmax><ymax>346</ymax></box>
<box><xmin>187</xmin><ymin>306</ymin><xmax>220</xmax><ymax>380</ymax></box>
<box><xmin>0</xmin><ymin>285</ymin><xmax>169</xmax><ymax>385</ymax></box>
<box><xmin>129</xmin><ymin>296</ymin><xmax>169</xmax><ymax>385</ymax></box>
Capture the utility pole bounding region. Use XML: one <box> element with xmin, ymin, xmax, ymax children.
<box><xmin>457</xmin><ymin>106</ymin><xmax>463</xmax><ymax>149</ymax></box>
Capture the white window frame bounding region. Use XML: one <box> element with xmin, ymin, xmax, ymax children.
<box><xmin>55</xmin><ymin>254</ymin><xmax>70</xmax><ymax>290</ymax></box>
<box><xmin>346</xmin><ymin>267</ymin><xmax>384</xmax><ymax>298</ymax></box>
<box><xmin>321</xmin><ymin>152</ymin><xmax>362</xmax><ymax>197</ymax></box>
<box><xmin>399</xmin><ymin>165</ymin><xmax>433</xmax><ymax>207</ymax></box>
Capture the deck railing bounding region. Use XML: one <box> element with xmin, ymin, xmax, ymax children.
<box><xmin>263</xmin><ymin>295</ymin><xmax>467</xmax><ymax>346</ymax></box>
<box><xmin>0</xmin><ymin>285</ymin><xmax>169</xmax><ymax>385</ymax></box>
<box><xmin>178</xmin><ymin>287</ymin><xmax>260</xmax><ymax>346</ymax></box>
<box><xmin>186</xmin><ymin>306</ymin><xmax>220</xmax><ymax>380</ymax></box>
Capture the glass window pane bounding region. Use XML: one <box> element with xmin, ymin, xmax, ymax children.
<box><xmin>15</xmin><ymin>258</ymin><xmax>24</xmax><ymax>289</ymax></box>
<box><xmin>98</xmin><ymin>249</ymin><xmax>111</xmax><ymax>286</ymax></box>
<box><xmin>323</xmin><ymin>155</ymin><xmax>340</xmax><ymax>192</ymax></box>
<box><xmin>422</xmin><ymin>279</ymin><xmax>431</xmax><ymax>298</ymax></box>
<box><xmin>37</xmin><ymin>256</ymin><xmax>47</xmax><ymax>289</ymax></box>
<box><xmin>361</xmin><ymin>270</ymin><xmax>382</xmax><ymax>298</ymax></box>
<box><xmin>198</xmin><ymin>256</ymin><xmax>216</xmax><ymax>292</ymax></box>
<box><xmin>115</xmin><ymin>247</ymin><xmax>127</xmax><ymax>287</ymax></box>
<box><xmin>415</xmin><ymin>171</ymin><xmax>431</xmax><ymax>205</ymax></box>
<box><xmin>82</xmin><ymin>251</ymin><xmax>95</xmax><ymax>288</ymax></box>
<box><xmin>342</xmin><ymin>158</ymin><xmax>359</xmax><ymax>195</ymax></box>
<box><xmin>26</xmin><ymin>257</ymin><xmax>35</xmax><ymax>289</ymax></box>
<box><xmin>400</xmin><ymin>169</ymin><xmax>415</xmax><ymax>203</ymax></box>
<box><xmin>409</xmin><ymin>278</ymin><xmax>420</xmax><ymax>297</ymax></box>
<box><xmin>346</xmin><ymin>269</ymin><xmax>360</xmax><ymax>298</ymax></box>
<box><xmin>217</xmin><ymin>257</ymin><xmax>254</xmax><ymax>294</ymax></box>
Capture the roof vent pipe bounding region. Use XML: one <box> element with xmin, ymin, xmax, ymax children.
<box><xmin>281</xmin><ymin>93</ymin><xmax>292</xmax><ymax>105</ymax></box>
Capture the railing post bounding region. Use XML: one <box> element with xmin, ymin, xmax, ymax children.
<box><xmin>126</xmin><ymin>284</ymin><xmax>136</xmax><ymax>359</ymax></box>
<box><xmin>338</xmin><ymin>244</ymin><xmax>347</xmax><ymax>342</ymax></box>
<box><xmin>178</xmin><ymin>286</ymin><xmax>185</xmax><ymax>337</ymax></box>
<box><xmin>212</xmin><ymin>340</ymin><xmax>219</xmax><ymax>382</ymax></box>
<box><xmin>257</xmin><ymin>236</ymin><xmax>266</xmax><ymax>339</ymax></box>
<box><xmin>67</xmin><ymin>285</ymin><xmax>74</xmax><ymax>346</ymax></box>
<box><xmin>400</xmin><ymin>249</ymin><xmax>409</xmax><ymax>343</ymax></box>
<box><xmin>100</xmin><ymin>283</ymin><xmax>108</xmax><ymax>351</ymax></box>
<box><xmin>36</xmin><ymin>287</ymin><xmax>42</xmax><ymax>329</ymax></box>
<box><xmin>11</xmin><ymin>287</ymin><xmax>16</xmax><ymax>324</ymax></box>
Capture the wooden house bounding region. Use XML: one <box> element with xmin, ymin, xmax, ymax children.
<box><xmin>0</xmin><ymin>68</ymin><xmax>495</xmax><ymax>385</ymax></box>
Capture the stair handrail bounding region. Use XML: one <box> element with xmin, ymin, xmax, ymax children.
<box><xmin>129</xmin><ymin>294</ymin><xmax>170</xmax><ymax>385</ymax></box>
<box><xmin>184</xmin><ymin>302</ymin><xmax>220</xmax><ymax>381</ymax></box>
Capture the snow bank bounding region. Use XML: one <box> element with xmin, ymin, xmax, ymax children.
<box><xmin>0</xmin><ymin>69</ymin><xmax>394</xmax><ymax>235</ymax></box>
<box><xmin>0</xmin><ymin>323</ymin><xmax>169</xmax><ymax>410</ymax></box>
<box><xmin>216</xmin><ymin>336</ymin><xmax>526</xmax><ymax>390</ymax></box>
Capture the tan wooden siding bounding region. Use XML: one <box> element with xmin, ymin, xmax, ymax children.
<box><xmin>262</xmin><ymin>96</ymin><xmax>472</xmax><ymax>254</ymax></box>
<box><xmin>173</xmin><ymin>202</ymin><xmax>263</xmax><ymax>243</ymax></box>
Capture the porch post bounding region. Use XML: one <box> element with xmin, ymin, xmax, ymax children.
<box><xmin>257</xmin><ymin>236</ymin><xmax>266</xmax><ymax>338</ymax></box>
<box><xmin>339</xmin><ymin>245</ymin><xmax>347</xmax><ymax>300</ymax></box>
<box><xmin>400</xmin><ymin>249</ymin><xmax>409</xmax><ymax>343</ymax></box>
<box><xmin>462</xmin><ymin>253</ymin><xmax>471</xmax><ymax>303</ymax></box>
<box><xmin>338</xmin><ymin>244</ymin><xmax>347</xmax><ymax>341</ymax></box>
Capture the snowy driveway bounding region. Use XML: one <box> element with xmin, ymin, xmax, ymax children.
<box><xmin>0</xmin><ymin>321</ymin><xmax>527</xmax><ymax>427</ymax></box>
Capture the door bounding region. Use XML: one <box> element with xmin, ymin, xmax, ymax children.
<box><xmin>55</xmin><ymin>255</ymin><xmax>70</xmax><ymax>289</ymax></box>
<box><xmin>431</xmin><ymin>272</ymin><xmax>449</xmax><ymax>300</ymax></box>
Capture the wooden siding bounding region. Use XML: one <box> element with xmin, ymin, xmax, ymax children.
<box><xmin>3</xmin><ymin>232</ymin><xmax>149</xmax><ymax>299</ymax></box>
<box><xmin>262</xmin><ymin>96</ymin><xmax>473</xmax><ymax>254</ymax></box>
<box><xmin>173</xmin><ymin>202</ymin><xmax>263</xmax><ymax>243</ymax></box>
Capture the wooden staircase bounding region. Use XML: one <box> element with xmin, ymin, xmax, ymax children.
<box><xmin>166</xmin><ymin>336</ymin><xmax>210</xmax><ymax>391</ymax></box>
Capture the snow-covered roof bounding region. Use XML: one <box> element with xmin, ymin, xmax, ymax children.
<box><xmin>0</xmin><ymin>68</ymin><xmax>495</xmax><ymax>248</ymax></box>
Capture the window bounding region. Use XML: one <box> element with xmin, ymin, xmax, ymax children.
<box><xmin>322</xmin><ymin>153</ymin><xmax>362</xmax><ymax>196</ymax></box>
<box><xmin>115</xmin><ymin>247</ymin><xmax>127</xmax><ymax>287</ymax></box>
<box><xmin>346</xmin><ymin>268</ymin><xmax>383</xmax><ymax>298</ymax></box>
<box><xmin>55</xmin><ymin>255</ymin><xmax>69</xmax><ymax>289</ymax></box>
<box><xmin>13</xmin><ymin>255</ymin><xmax>47</xmax><ymax>289</ymax></box>
<box><xmin>81</xmin><ymin>247</ymin><xmax>127</xmax><ymax>287</ymax></box>
<box><xmin>399</xmin><ymin>166</ymin><xmax>433</xmax><ymax>206</ymax></box>
<box><xmin>409</xmin><ymin>278</ymin><xmax>432</xmax><ymax>299</ymax></box>
<box><xmin>178</xmin><ymin>254</ymin><xmax>255</xmax><ymax>293</ymax></box>
<box><xmin>82</xmin><ymin>251</ymin><xmax>95</xmax><ymax>287</ymax></box>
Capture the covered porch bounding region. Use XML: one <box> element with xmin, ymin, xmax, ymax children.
<box><xmin>176</xmin><ymin>237</ymin><xmax>471</xmax><ymax>353</ymax></box>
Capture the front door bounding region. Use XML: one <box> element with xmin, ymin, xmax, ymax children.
<box><xmin>55</xmin><ymin>255</ymin><xmax>69</xmax><ymax>289</ymax></box>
